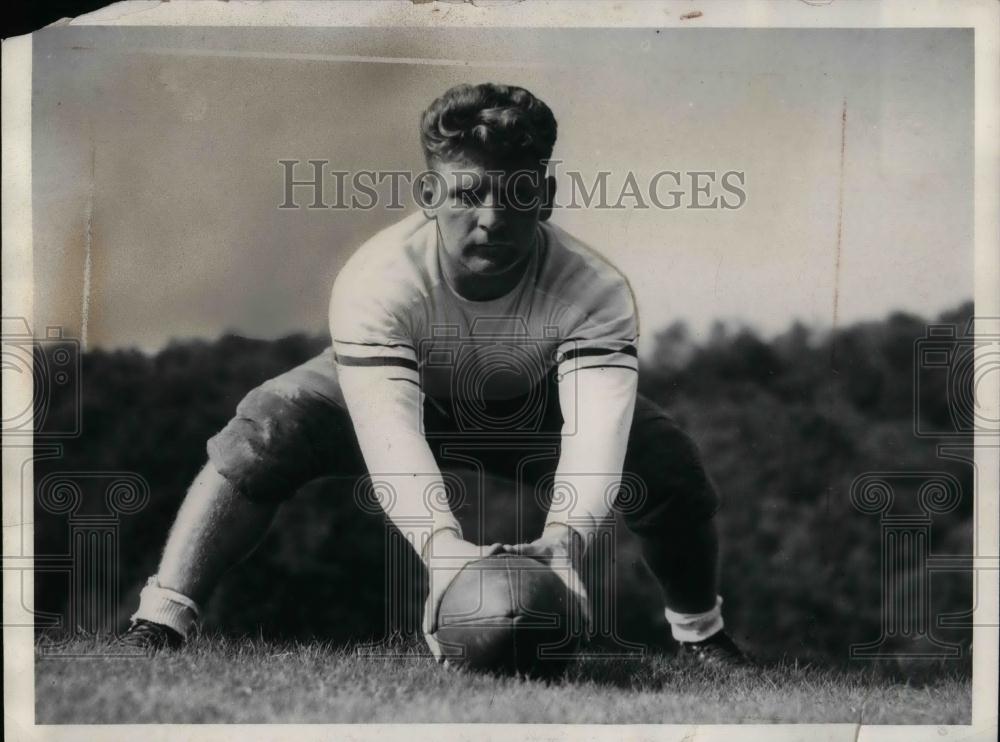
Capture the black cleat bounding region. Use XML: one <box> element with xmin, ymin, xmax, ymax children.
<box><xmin>677</xmin><ymin>630</ymin><xmax>752</xmax><ymax>669</ymax></box>
<box><xmin>119</xmin><ymin>619</ymin><xmax>184</xmax><ymax>652</ymax></box>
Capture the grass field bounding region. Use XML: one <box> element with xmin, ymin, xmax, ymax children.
<box><xmin>34</xmin><ymin>634</ymin><xmax>971</xmax><ymax>724</ymax></box>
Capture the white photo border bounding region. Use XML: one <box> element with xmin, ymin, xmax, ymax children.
<box><xmin>3</xmin><ymin>2</ymin><xmax>997</xmax><ymax>741</ymax></box>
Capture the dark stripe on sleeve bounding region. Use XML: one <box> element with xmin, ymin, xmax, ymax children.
<box><xmin>560</xmin><ymin>344</ymin><xmax>638</xmax><ymax>362</ymax></box>
<box><xmin>561</xmin><ymin>336</ymin><xmax>637</xmax><ymax>346</ymax></box>
<box><xmin>387</xmin><ymin>377</ymin><xmax>421</xmax><ymax>388</ymax></box>
<box><xmin>335</xmin><ymin>354</ymin><xmax>419</xmax><ymax>371</ymax></box>
<box><xmin>333</xmin><ymin>339</ymin><xmax>416</xmax><ymax>351</ymax></box>
<box><xmin>559</xmin><ymin>364</ymin><xmax>639</xmax><ymax>377</ymax></box>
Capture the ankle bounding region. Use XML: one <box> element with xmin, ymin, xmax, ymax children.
<box><xmin>131</xmin><ymin>576</ymin><xmax>201</xmax><ymax>638</ymax></box>
<box><xmin>664</xmin><ymin>594</ymin><xmax>724</xmax><ymax>643</ymax></box>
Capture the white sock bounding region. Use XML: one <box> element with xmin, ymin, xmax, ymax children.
<box><xmin>131</xmin><ymin>576</ymin><xmax>201</xmax><ymax>638</ymax></box>
<box><xmin>664</xmin><ymin>595</ymin><xmax>724</xmax><ymax>643</ymax></box>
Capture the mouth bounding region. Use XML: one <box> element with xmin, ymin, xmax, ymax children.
<box><xmin>468</xmin><ymin>242</ymin><xmax>514</xmax><ymax>257</ymax></box>
<box><xmin>463</xmin><ymin>242</ymin><xmax>523</xmax><ymax>273</ymax></box>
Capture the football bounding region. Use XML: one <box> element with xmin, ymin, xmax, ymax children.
<box><xmin>434</xmin><ymin>553</ymin><xmax>584</xmax><ymax>677</ymax></box>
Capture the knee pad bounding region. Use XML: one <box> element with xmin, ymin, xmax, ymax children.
<box><xmin>207</xmin><ymin>382</ymin><xmax>360</xmax><ymax>504</ymax></box>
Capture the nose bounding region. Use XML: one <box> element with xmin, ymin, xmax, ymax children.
<box><xmin>476</xmin><ymin>194</ymin><xmax>505</xmax><ymax>236</ymax></box>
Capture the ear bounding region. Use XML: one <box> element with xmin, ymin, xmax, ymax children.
<box><xmin>418</xmin><ymin>172</ymin><xmax>439</xmax><ymax>220</ymax></box>
<box><xmin>539</xmin><ymin>174</ymin><xmax>557</xmax><ymax>222</ymax></box>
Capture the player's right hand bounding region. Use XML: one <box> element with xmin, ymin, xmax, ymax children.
<box><xmin>500</xmin><ymin>522</ymin><xmax>592</xmax><ymax>633</ymax></box>
<box><xmin>421</xmin><ymin>530</ymin><xmax>502</xmax><ymax>661</ymax></box>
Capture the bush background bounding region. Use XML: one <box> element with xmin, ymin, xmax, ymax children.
<box><xmin>33</xmin><ymin>301</ymin><xmax>975</xmax><ymax>669</ymax></box>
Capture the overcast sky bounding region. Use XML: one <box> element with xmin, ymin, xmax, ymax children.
<box><xmin>32</xmin><ymin>27</ymin><xmax>973</xmax><ymax>354</ymax></box>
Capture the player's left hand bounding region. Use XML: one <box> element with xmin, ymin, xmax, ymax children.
<box><xmin>422</xmin><ymin>531</ymin><xmax>503</xmax><ymax>663</ymax></box>
<box><xmin>500</xmin><ymin>523</ymin><xmax>592</xmax><ymax>632</ymax></box>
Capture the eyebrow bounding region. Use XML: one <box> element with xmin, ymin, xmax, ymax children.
<box><xmin>447</xmin><ymin>178</ymin><xmax>487</xmax><ymax>196</ymax></box>
<box><xmin>448</xmin><ymin>175</ymin><xmax>537</xmax><ymax>192</ymax></box>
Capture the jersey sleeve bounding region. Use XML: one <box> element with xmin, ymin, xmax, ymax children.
<box><xmin>548</xmin><ymin>276</ymin><xmax>639</xmax><ymax>541</ymax></box>
<box><xmin>329</xmin><ymin>270</ymin><xmax>461</xmax><ymax>557</ymax></box>
<box><xmin>554</xmin><ymin>276</ymin><xmax>639</xmax><ymax>378</ymax></box>
<box><xmin>329</xmin><ymin>271</ymin><xmax>420</xmax><ymax>386</ymax></box>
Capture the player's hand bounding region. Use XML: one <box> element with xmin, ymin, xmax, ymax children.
<box><xmin>500</xmin><ymin>522</ymin><xmax>592</xmax><ymax>632</ymax></box>
<box><xmin>422</xmin><ymin>530</ymin><xmax>502</xmax><ymax>661</ymax></box>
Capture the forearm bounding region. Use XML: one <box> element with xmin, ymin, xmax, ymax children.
<box><xmin>547</xmin><ymin>366</ymin><xmax>638</xmax><ymax>542</ymax></box>
<box><xmin>338</xmin><ymin>364</ymin><xmax>461</xmax><ymax>557</ymax></box>
<box><xmin>355</xmin><ymin>436</ymin><xmax>463</xmax><ymax>557</ymax></box>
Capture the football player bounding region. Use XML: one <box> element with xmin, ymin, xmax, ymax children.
<box><xmin>123</xmin><ymin>82</ymin><xmax>747</xmax><ymax>668</ymax></box>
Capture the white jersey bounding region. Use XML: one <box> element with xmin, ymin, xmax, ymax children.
<box><xmin>330</xmin><ymin>211</ymin><xmax>638</xmax><ymax>401</ymax></box>
<box><xmin>329</xmin><ymin>212</ymin><xmax>639</xmax><ymax>545</ymax></box>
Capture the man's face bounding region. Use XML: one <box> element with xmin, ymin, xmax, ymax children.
<box><xmin>423</xmin><ymin>156</ymin><xmax>554</xmax><ymax>278</ymax></box>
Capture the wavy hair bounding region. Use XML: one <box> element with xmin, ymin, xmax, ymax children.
<box><xmin>419</xmin><ymin>83</ymin><xmax>557</xmax><ymax>167</ymax></box>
